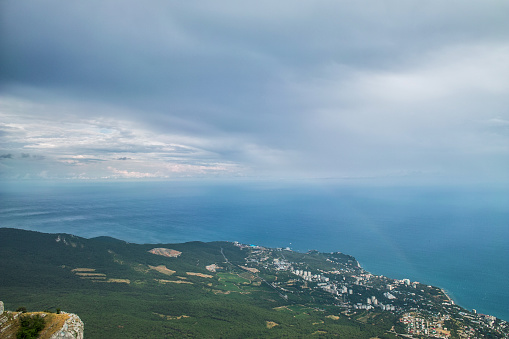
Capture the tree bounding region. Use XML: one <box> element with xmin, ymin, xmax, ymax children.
<box><xmin>16</xmin><ymin>314</ymin><xmax>46</xmax><ymax>339</ymax></box>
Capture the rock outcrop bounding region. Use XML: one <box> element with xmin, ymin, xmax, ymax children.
<box><xmin>0</xmin><ymin>302</ymin><xmax>84</xmax><ymax>339</ymax></box>
<box><xmin>49</xmin><ymin>312</ymin><xmax>84</xmax><ymax>339</ymax></box>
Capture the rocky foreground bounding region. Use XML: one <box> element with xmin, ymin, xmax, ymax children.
<box><xmin>0</xmin><ymin>301</ymin><xmax>84</xmax><ymax>339</ymax></box>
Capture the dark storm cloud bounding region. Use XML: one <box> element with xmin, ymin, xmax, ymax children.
<box><xmin>3</xmin><ymin>1</ymin><xmax>506</xmax><ymax>114</ymax></box>
<box><xmin>1</xmin><ymin>0</ymin><xmax>509</xmax><ymax>181</ymax></box>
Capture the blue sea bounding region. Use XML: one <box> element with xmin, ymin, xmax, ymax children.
<box><xmin>1</xmin><ymin>180</ymin><xmax>508</xmax><ymax>321</ymax></box>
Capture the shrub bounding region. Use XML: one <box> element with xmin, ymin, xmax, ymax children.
<box><xmin>16</xmin><ymin>314</ymin><xmax>46</xmax><ymax>339</ymax></box>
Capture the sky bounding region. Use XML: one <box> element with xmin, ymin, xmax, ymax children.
<box><xmin>1</xmin><ymin>0</ymin><xmax>508</xmax><ymax>183</ymax></box>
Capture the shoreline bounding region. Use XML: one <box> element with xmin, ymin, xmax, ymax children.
<box><xmin>1</xmin><ymin>226</ymin><xmax>507</xmax><ymax>322</ymax></box>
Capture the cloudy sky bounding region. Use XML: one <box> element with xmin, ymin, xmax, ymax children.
<box><xmin>1</xmin><ymin>0</ymin><xmax>508</xmax><ymax>182</ymax></box>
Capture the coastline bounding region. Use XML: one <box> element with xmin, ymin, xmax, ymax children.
<box><xmin>441</xmin><ymin>288</ymin><xmax>455</xmax><ymax>305</ymax></box>
<box><xmin>1</xmin><ymin>183</ymin><xmax>508</xmax><ymax>322</ymax></box>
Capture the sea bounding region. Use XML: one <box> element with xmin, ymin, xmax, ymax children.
<box><xmin>1</xmin><ymin>180</ymin><xmax>508</xmax><ymax>321</ymax></box>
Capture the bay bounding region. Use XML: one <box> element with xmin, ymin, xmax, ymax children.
<box><xmin>1</xmin><ymin>180</ymin><xmax>508</xmax><ymax>321</ymax></box>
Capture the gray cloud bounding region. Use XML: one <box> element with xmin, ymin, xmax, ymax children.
<box><xmin>1</xmin><ymin>0</ymin><xmax>508</xmax><ymax>182</ymax></box>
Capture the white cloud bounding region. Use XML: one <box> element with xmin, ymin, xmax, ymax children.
<box><xmin>0</xmin><ymin>96</ymin><xmax>249</xmax><ymax>179</ymax></box>
<box><xmin>107</xmin><ymin>167</ymin><xmax>162</xmax><ymax>179</ymax></box>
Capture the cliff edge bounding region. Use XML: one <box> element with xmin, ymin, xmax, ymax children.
<box><xmin>0</xmin><ymin>302</ymin><xmax>84</xmax><ymax>339</ymax></box>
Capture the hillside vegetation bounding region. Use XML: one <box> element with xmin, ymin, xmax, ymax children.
<box><xmin>1</xmin><ymin>228</ymin><xmax>507</xmax><ymax>338</ymax></box>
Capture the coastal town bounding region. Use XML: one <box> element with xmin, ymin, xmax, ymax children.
<box><xmin>232</xmin><ymin>242</ymin><xmax>509</xmax><ymax>338</ymax></box>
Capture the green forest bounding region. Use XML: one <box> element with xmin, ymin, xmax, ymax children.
<box><xmin>1</xmin><ymin>228</ymin><xmax>507</xmax><ymax>338</ymax></box>
<box><xmin>0</xmin><ymin>228</ymin><xmax>399</xmax><ymax>338</ymax></box>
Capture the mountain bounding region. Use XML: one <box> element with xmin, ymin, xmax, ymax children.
<box><xmin>0</xmin><ymin>228</ymin><xmax>507</xmax><ymax>338</ymax></box>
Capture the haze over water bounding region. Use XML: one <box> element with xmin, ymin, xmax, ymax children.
<box><xmin>1</xmin><ymin>180</ymin><xmax>508</xmax><ymax>321</ymax></box>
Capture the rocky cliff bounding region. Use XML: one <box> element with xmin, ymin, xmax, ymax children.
<box><xmin>0</xmin><ymin>302</ymin><xmax>84</xmax><ymax>339</ymax></box>
<box><xmin>48</xmin><ymin>312</ymin><xmax>84</xmax><ymax>339</ymax></box>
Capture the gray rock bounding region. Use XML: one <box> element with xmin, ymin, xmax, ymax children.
<box><xmin>49</xmin><ymin>313</ymin><xmax>84</xmax><ymax>339</ymax></box>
